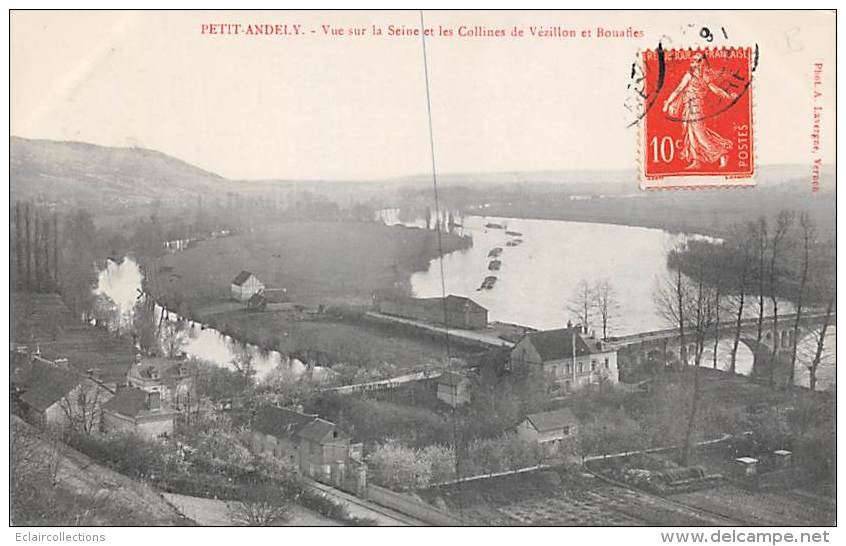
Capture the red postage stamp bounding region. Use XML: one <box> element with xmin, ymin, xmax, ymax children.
<box><xmin>641</xmin><ymin>47</ymin><xmax>756</xmax><ymax>189</ymax></box>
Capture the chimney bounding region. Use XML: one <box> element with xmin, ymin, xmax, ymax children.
<box><xmin>135</xmin><ymin>352</ymin><xmax>143</xmax><ymax>364</ymax></box>
<box><xmin>147</xmin><ymin>391</ymin><xmax>162</xmax><ymax>410</ymax></box>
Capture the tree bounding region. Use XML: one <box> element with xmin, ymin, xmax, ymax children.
<box><xmin>160</xmin><ymin>320</ymin><xmax>187</xmax><ymax>359</ymax></box>
<box><xmin>25</xmin><ymin>202</ymin><xmax>32</xmax><ymax>289</ymax></box>
<box><xmin>653</xmin><ymin>267</ymin><xmax>686</xmax><ymax>365</ymax></box>
<box><xmin>230</xmin><ymin>346</ymin><xmax>257</xmax><ymax>380</ymax></box>
<box><xmin>195</xmin><ymin>361</ymin><xmax>252</xmax><ymax>402</ymax></box>
<box><xmin>654</xmin><ymin>263</ymin><xmax>718</xmax><ymax>464</ymax></box>
<box><xmin>787</xmin><ymin>212</ymin><xmax>814</xmax><ymax>387</ymax></box>
<box><xmin>681</xmin><ymin>280</ymin><xmax>718</xmax><ymax>464</ymax></box>
<box><xmin>228</xmin><ymin>492</ymin><xmax>291</xmax><ymax>526</ymax></box>
<box><xmin>131</xmin><ymin>300</ymin><xmax>159</xmax><ymax>355</ymax></box>
<box><xmin>567</xmin><ymin>279</ymin><xmax>595</xmax><ymax>331</ymax></box>
<box><xmin>767</xmin><ymin>210</ymin><xmax>794</xmax><ymax>387</ymax></box>
<box><xmin>806</xmin><ymin>299</ymin><xmax>833</xmax><ymax>391</ymax></box>
<box><xmin>593</xmin><ymin>278</ymin><xmax>619</xmax><ymax>340</ymax></box>
<box><xmin>753</xmin><ymin>217</ymin><xmax>768</xmax><ymax>352</ymax></box>
<box><xmin>61</xmin><ymin>209</ymin><xmax>98</xmax><ymax>317</ymax></box>
<box><xmin>728</xmin><ymin>224</ymin><xmax>753</xmax><ymax>374</ymax></box>
<box><xmin>367</xmin><ymin>440</ymin><xmax>432</xmax><ymax>490</ymax></box>
<box><xmin>34</xmin><ymin>208</ymin><xmax>41</xmax><ymax>289</ymax></box>
<box><xmin>15</xmin><ymin>202</ymin><xmax>24</xmax><ymax>288</ymax></box>
<box><xmin>59</xmin><ymin>381</ymin><xmax>109</xmax><ymax>435</ymax></box>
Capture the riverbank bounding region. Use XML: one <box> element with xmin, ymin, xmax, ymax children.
<box><xmin>463</xmin><ymin>185</ymin><xmax>835</xmax><ymax>240</ymax></box>
<box><xmin>146</xmin><ymin>220</ymin><xmax>472</xmax><ymax>312</ymax></box>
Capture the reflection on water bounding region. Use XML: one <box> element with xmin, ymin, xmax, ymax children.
<box><xmin>406</xmin><ymin>214</ymin><xmax>689</xmax><ymax>333</ymax></box>
<box><xmin>93</xmin><ymin>224</ymin><xmax>834</xmax><ymax>391</ymax></box>
<box><xmin>94</xmin><ymin>257</ymin><xmax>324</xmax><ymax>381</ymax></box>
<box><xmin>382</xmin><ymin>211</ymin><xmax>834</xmax><ymax>390</ymax></box>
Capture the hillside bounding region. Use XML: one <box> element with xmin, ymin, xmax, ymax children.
<box><xmin>10</xmin><ymin>136</ymin><xmax>236</xmax><ymax>208</ymax></box>
<box><xmin>10</xmin><ymin>136</ymin><xmax>835</xmax><ymax>237</ymax></box>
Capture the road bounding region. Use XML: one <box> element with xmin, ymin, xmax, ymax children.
<box><xmin>162</xmin><ymin>492</ymin><xmax>339</xmax><ymax>526</ymax></box>
<box><xmin>304</xmin><ymin>479</ymin><xmax>427</xmax><ymax>526</ymax></box>
<box><xmin>365</xmin><ymin>311</ymin><xmax>515</xmax><ymax>349</ymax></box>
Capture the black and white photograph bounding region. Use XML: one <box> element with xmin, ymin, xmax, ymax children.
<box><xmin>7</xmin><ymin>8</ymin><xmax>837</xmax><ymax>534</ymax></box>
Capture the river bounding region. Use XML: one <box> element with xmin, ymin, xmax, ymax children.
<box><xmin>94</xmin><ymin>215</ymin><xmax>835</xmax><ymax>390</ymax></box>
<box><xmin>380</xmin><ymin>210</ymin><xmax>835</xmax><ymax>390</ymax></box>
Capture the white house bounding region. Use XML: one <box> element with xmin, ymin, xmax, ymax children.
<box><xmin>509</xmin><ymin>325</ymin><xmax>618</xmax><ymax>393</ymax></box>
<box><xmin>517</xmin><ymin>407</ymin><xmax>580</xmax><ymax>457</ymax></box>
<box><xmin>437</xmin><ymin>371</ymin><xmax>471</xmax><ymax>407</ymax></box>
<box><xmin>230</xmin><ymin>271</ymin><xmax>265</xmax><ymax>302</ymax></box>
<box><xmin>101</xmin><ymin>387</ymin><xmax>176</xmax><ymax>440</ymax></box>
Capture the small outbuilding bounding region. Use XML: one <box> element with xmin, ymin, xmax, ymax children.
<box><xmin>437</xmin><ymin>371</ymin><xmax>471</xmax><ymax>407</ymax></box>
<box><xmin>517</xmin><ymin>407</ymin><xmax>580</xmax><ymax>457</ymax></box>
<box><xmin>230</xmin><ymin>271</ymin><xmax>265</xmax><ymax>302</ymax></box>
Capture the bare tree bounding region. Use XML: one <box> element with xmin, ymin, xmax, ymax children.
<box><xmin>680</xmin><ymin>280</ymin><xmax>719</xmax><ymax>464</ymax></box>
<box><xmin>767</xmin><ymin>210</ymin><xmax>794</xmax><ymax>388</ymax></box>
<box><xmin>753</xmin><ymin>217</ymin><xmax>768</xmax><ymax>351</ymax></box>
<box><xmin>593</xmin><ymin>278</ymin><xmax>619</xmax><ymax>340</ymax></box>
<box><xmin>15</xmin><ymin>202</ymin><xmax>23</xmax><ymax>288</ymax></box>
<box><xmin>807</xmin><ymin>299</ymin><xmax>834</xmax><ymax>391</ymax></box>
<box><xmin>228</xmin><ymin>497</ymin><xmax>291</xmax><ymax>526</ymax></box>
<box><xmin>567</xmin><ymin>279</ymin><xmax>595</xmax><ymax>331</ymax></box>
<box><xmin>654</xmin><ymin>268</ymin><xmax>686</xmax><ymax>365</ymax></box>
<box><xmin>655</xmin><ymin>268</ymin><xmax>717</xmax><ymax>464</ymax></box>
<box><xmin>787</xmin><ymin>212</ymin><xmax>814</xmax><ymax>387</ymax></box>
<box><xmin>59</xmin><ymin>380</ymin><xmax>109</xmax><ymax>435</ymax></box>
<box><xmin>160</xmin><ymin>320</ymin><xmax>187</xmax><ymax>359</ymax></box>
<box><xmin>25</xmin><ymin>202</ymin><xmax>32</xmax><ymax>289</ymax></box>
<box><xmin>711</xmin><ymin>284</ymin><xmax>722</xmax><ymax>369</ymax></box>
<box><xmin>728</xmin><ymin>224</ymin><xmax>753</xmax><ymax>373</ymax></box>
<box><xmin>230</xmin><ymin>346</ymin><xmax>257</xmax><ymax>380</ymax></box>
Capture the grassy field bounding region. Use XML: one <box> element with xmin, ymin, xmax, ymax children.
<box><xmin>150</xmin><ymin>221</ymin><xmax>471</xmax><ymax>310</ymax></box>
<box><xmin>207</xmin><ymin>309</ymin><xmax>474</xmax><ymax>371</ymax></box>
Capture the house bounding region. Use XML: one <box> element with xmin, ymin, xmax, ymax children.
<box><xmin>509</xmin><ymin>325</ymin><xmax>618</xmax><ymax>393</ymax></box>
<box><xmin>101</xmin><ymin>387</ymin><xmax>176</xmax><ymax>439</ymax></box>
<box><xmin>517</xmin><ymin>407</ymin><xmax>580</xmax><ymax>457</ymax></box>
<box><xmin>126</xmin><ymin>355</ymin><xmax>193</xmax><ymax>408</ymax></box>
<box><xmin>250</xmin><ymin>405</ymin><xmax>365</xmax><ymax>494</ymax></box>
<box><xmin>12</xmin><ymin>355</ymin><xmax>112</xmax><ymax>431</ymax></box>
<box><xmin>230</xmin><ymin>271</ymin><xmax>265</xmax><ymax>302</ymax></box>
<box><xmin>437</xmin><ymin>371</ymin><xmax>471</xmax><ymax>407</ymax></box>
<box><xmin>374</xmin><ymin>290</ymin><xmax>488</xmax><ymax>329</ymax></box>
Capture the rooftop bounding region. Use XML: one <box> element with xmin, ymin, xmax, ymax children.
<box><xmin>231</xmin><ymin>270</ymin><xmax>255</xmax><ymax>286</ymax></box>
<box><xmin>375</xmin><ymin>290</ymin><xmax>487</xmax><ymax>313</ymax></box>
<box><xmin>253</xmin><ymin>405</ymin><xmax>348</xmax><ymax>444</ymax></box>
<box><xmin>18</xmin><ymin>363</ymin><xmax>86</xmax><ymax>412</ymax></box>
<box><xmin>11</xmin><ymin>292</ymin><xmax>135</xmax><ymax>385</ymax></box>
<box><xmin>102</xmin><ymin>386</ymin><xmax>171</xmax><ymax>418</ymax></box>
<box><xmin>523</xmin><ymin>326</ymin><xmax>610</xmax><ymax>360</ymax></box>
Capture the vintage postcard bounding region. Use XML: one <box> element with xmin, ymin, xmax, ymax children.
<box><xmin>8</xmin><ymin>9</ymin><xmax>836</xmax><ymax>533</ymax></box>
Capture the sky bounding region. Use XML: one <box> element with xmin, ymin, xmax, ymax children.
<box><xmin>11</xmin><ymin>10</ymin><xmax>836</xmax><ymax>180</ymax></box>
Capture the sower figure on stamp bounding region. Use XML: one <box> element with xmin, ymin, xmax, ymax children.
<box><xmin>662</xmin><ymin>52</ymin><xmax>737</xmax><ymax>170</ymax></box>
